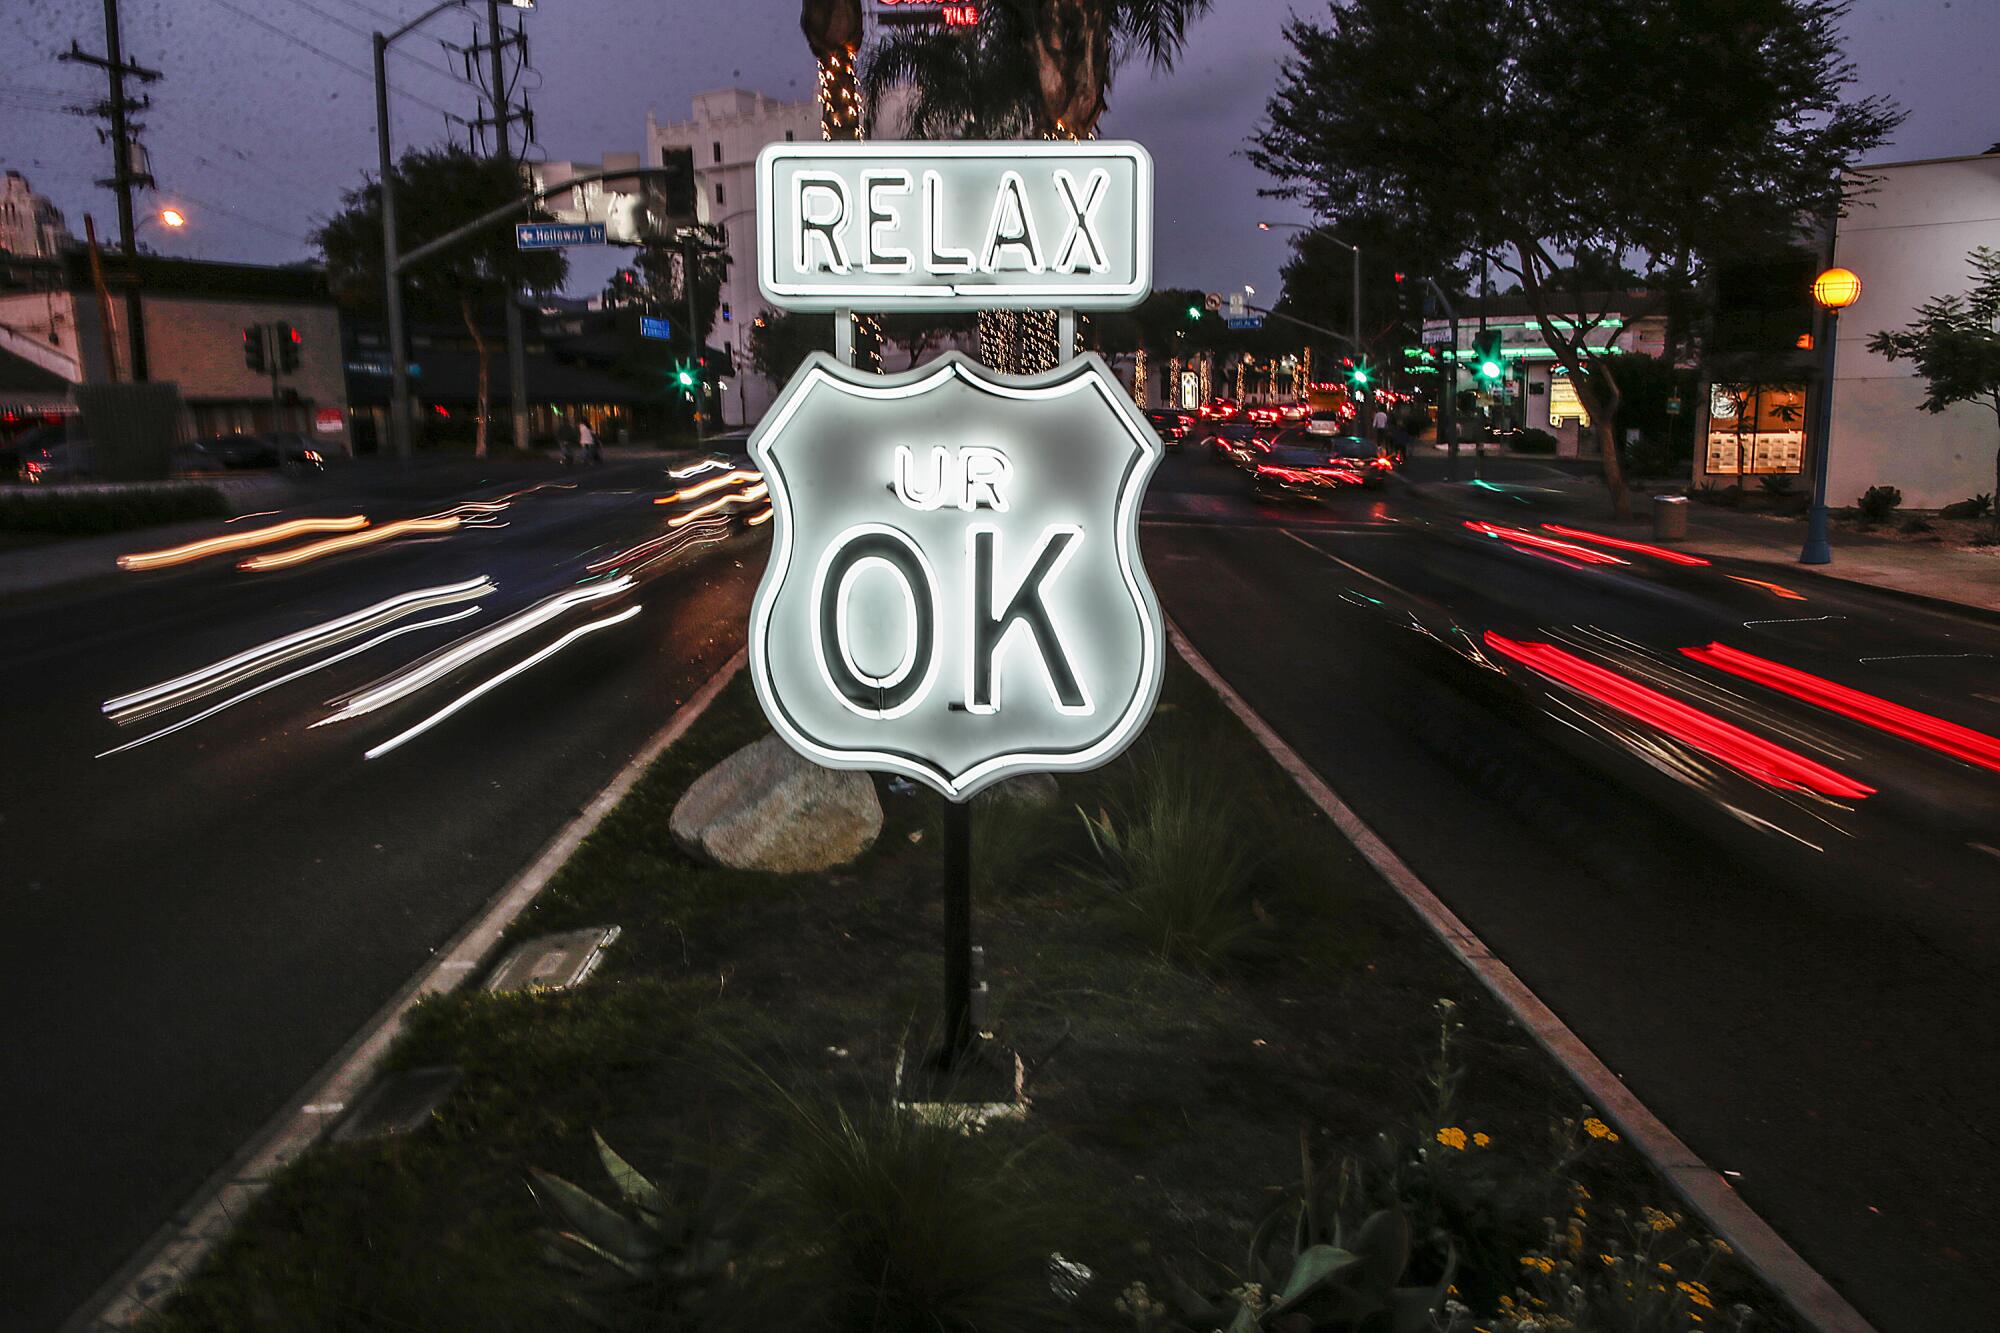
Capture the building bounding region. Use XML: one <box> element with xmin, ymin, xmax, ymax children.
<box><xmin>1820</xmin><ymin>151</ymin><xmax>2000</xmax><ymax>510</ymax></box>
<box><xmin>1421</xmin><ymin>293</ymin><xmax>1670</xmax><ymax>456</ymax></box>
<box><xmin>0</xmin><ymin>172</ymin><xmax>72</xmax><ymax>260</ymax></box>
<box><xmin>647</xmin><ymin>89</ymin><xmax>819</xmax><ymax>421</ymax></box>
<box><xmin>0</xmin><ymin>253</ymin><xmax>350</xmax><ymax>447</ymax></box>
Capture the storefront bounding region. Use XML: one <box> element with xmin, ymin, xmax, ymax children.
<box><xmin>1700</xmin><ymin>383</ymin><xmax>1806</xmax><ymax>478</ymax></box>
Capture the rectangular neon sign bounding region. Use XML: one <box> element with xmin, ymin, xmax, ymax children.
<box><xmin>755</xmin><ymin>141</ymin><xmax>1153</xmax><ymax>312</ymax></box>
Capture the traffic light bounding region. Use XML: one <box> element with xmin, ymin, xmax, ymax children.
<box><xmin>674</xmin><ymin>362</ymin><xmax>697</xmax><ymax>390</ymax></box>
<box><xmin>1473</xmin><ymin>331</ymin><xmax>1504</xmax><ymax>384</ymax></box>
<box><xmin>1185</xmin><ymin>304</ymin><xmax>1201</xmax><ymax>321</ymax></box>
<box><xmin>274</xmin><ymin>322</ymin><xmax>301</xmax><ymax>373</ymax></box>
<box><xmin>1348</xmin><ymin>360</ymin><xmax>1372</xmax><ymax>388</ymax></box>
<box><xmin>242</xmin><ymin>325</ymin><xmax>266</xmax><ymax>373</ymax></box>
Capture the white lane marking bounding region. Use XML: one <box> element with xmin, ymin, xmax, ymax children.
<box><xmin>1166</xmin><ymin>619</ymin><xmax>1880</xmax><ymax>1333</ymax></box>
<box><xmin>1277</xmin><ymin>527</ymin><xmax>1407</xmax><ymax>597</ymax></box>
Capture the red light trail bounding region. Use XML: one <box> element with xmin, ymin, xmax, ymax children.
<box><xmin>1538</xmin><ymin>523</ymin><xmax>1712</xmax><ymax>567</ymax></box>
<box><xmin>1483</xmin><ymin>632</ymin><xmax>1875</xmax><ymax>799</ymax></box>
<box><xmin>1682</xmin><ymin>642</ymin><xmax>2000</xmax><ymax>774</ymax></box>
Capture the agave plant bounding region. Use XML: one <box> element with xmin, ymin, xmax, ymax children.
<box><xmin>1164</xmin><ymin>1133</ymin><xmax>1456</xmax><ymax>1333</ymax></box>
<box><xmin>528</xmin><ymin>1131</ymin><xmax>732</xmax><ymax>1323</ymax></box>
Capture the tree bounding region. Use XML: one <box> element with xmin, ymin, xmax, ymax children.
<box><xmin>1867</xmin><ymin>246</ymin><xmax>2000</xmax><ymax>536</ymax></box>
<box><xmin>864</xmin><ymin>0</ymin><xmax>1213</xmax><ymax>372</ymax></box>
<box><xmin>317</xmin><ymin>145</ymin><xmax>565</xmax><ymax>456</ymax></box>
<box><xmin>1250</xmin><ymin>0</ymin><xmax>1898</xmax><ymax>518</ymax></box>
<box><xmin>750</xmin><ymin>309</ymin><xmax>836</xmax><ymax>387</ymax></box>
<box><xmin>801</xmin><ymin>0</ymin><xmax>865</xmax><ymax>142</ymax></box>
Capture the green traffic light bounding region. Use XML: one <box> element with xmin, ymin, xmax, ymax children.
<box><xmin>1480</xmin><ymin>359</ymin><xmax>1502</xmax><ymax>379</ymax></box>
<box><xmin>1186</xmin><ymin>305</ymin><xmax>1201</xmax><ymax>319</ymax></box>
<box><xmin>676</xmin><ymin>370</ymin><xmax>696</xmax><ymax>387</ymax></box>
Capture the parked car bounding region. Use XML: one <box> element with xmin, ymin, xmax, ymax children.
<box><xmin>1198</xmin><ymin>396</ymin><xmax>1239</xmax><ymax>421</ymax></box>
<box><xmin>260</xmin><ymin>431</ymin><xmax>333</xmax><ymax>472</ymax></box>
<box><xmin>18</xmin><ymin>438</ymin><xmax>95</xmax><ymax>482</ymax></box>
<box><xmin>199</xmin><ymin>432</ymin><xmax>280</xmax><ymax>469</ymax></box>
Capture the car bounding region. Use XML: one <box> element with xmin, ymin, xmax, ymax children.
<box><xmin>1248</xmin><ymin>443</ymin><xmax>1375</xmax><ymax>501</ymax></box>
<box><xmin>1199</xmin><ymin>420</ymin><xmax>1268</xmax><ymax>466</ymax></box>
<box><xmin>1142</xmin><ymin>408</ymin><xmax>1193</xmax><ymax>450</ymax></box>
<box><xmin>1261</xmin><ymin>424</ymin><xmax>1399</xmax><ymax>488</ymax></box>
<box><xmin>1244</xmin><ymin>404</ymin><xmax>1283</xmax><ymax>426</ymax></box>
<box><xmin>260</xmin><ymin>431</ymin><xmax>333</xmax><ymax>472</ymax></box>
<box><xmin>200</xmin><ymin>432</ymin><xmax>280</xmax><ymax>468</ymax></box>
<box><xmin>1197</xmin><ymin>396</ymin><xmax>1239</xmax><ymax>421</ymax></box>
<box><xmin>18</xmin><ymin>438</ymin><xmax>95</xmax><ymax>482</ymax></box>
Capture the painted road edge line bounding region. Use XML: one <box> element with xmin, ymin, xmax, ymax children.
<box><xmin>1165</xmin><ymin>618</ymin><xmax>1878</xmax><ymax>1333</ymax></box>
<box><xmin>68</xmin><ymin>646</ymin><xmax>751</xmax><ymax>1333</ymax></box>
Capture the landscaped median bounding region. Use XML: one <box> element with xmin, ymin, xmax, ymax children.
<box><xmin>143</xmin><ymin>651</ymin><xmax>1801</xmax><ymax>1333</ymax></box>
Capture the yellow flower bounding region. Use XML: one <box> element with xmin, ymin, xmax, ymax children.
<box><xmin>1583</xmin><ymin>1117</ymin><xmax>1620</xmax><ymax>1142</ymax></box>
<box><xmin>1642</xmin><ymin>1207</ymin><xmax>1677</xmax><ymax>1233</ymax></box>
<box><xmin>1677</xmin><ymin>1280</ymin><xmax>1715</xmax><ymax>1309</ymax></box>
<box><xmin>1599</xmin><ymin>1253</ymin><xmax>1620</xmax><ymax>1266</ymax></box>
<box><xmin>1436</xmin><ymin>1126</ymin><xmax>1469</xmax><ymax>1151</ymax></box>
<box><xmin>1473</xmin><ymin>1132</ymin><xmax>1492</xmax><ymax>1148</ymax></box>
<box><xmin>1519</xmin><ymin>1255</ymin><xmax>1556</xmax><ymax>1275</ymax></box>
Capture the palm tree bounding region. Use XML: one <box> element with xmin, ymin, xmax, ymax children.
<box><xmin>800</xmin><ymin>0</ymin><xmax>865</xmax><ymax>141</ymax></box>
<box><xmin>864</xmin><ymin>0</ymin><xmax>1212</xmax><ymax>370</ymax></box>
<box><xmin>867</xmin><ymin>0</ymin><xmax>1212</xmax><ymax>141</ymax></box>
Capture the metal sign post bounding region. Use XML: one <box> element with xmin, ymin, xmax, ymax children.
<box><xmin>753</xmin><ymin>141</ymin><xmax>1159</xmax><ymax>1068</ymax></box>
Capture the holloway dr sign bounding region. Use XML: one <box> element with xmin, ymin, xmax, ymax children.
<box><xmin>755</xmin><ymin>141</ymin><xmax>1153</xmax><ymax>310</ymax></box>
<box><xmin>748</xmin><ymin>352</ymin><xmax>1164</xmax><ymax>798</ymax></box>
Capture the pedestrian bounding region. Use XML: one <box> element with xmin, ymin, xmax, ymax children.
<box><xmin>558</xmin><ymin>416</ymin><xmax>577</xmax><ymax>467</ymax></box>
<box><xmin>1371</xmin><ymin>403</ymin><xmax>1390</xmax><ymax>447</ymax></box>
<box><xmin>579</xmin><ymin>417</ymin><xmax>600</xmax><ymax>465</ymax></box>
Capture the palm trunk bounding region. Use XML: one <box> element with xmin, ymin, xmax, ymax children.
<box><xmin>462</xmin><ymin>293</ymin><xmax>489</xmax><ymax>460</ymax></box>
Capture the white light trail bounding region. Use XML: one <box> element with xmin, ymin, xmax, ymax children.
<box><xmin>318</xmin><ymin>576</ymin><xmax>634</xmax><ymax>725</ymax></box>
<box><xmin>96</xmin><ymin>606</ymin><xmax>483</xmax><ymax>758</ymax></box>
<box><xmin>101</xmin><ymin>577</ymin><xmax>495</xmax><ymax>724</ymax></box>
<box><xmin>365</xmin><ymin>605</ymin><xmax>642</xmax><ymax>760</ymax></box>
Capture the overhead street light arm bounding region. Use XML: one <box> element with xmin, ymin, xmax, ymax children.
<box><xmin>395</xmin><ymin>166</ymin><xmax>692</xmax><ymax>272</ymax></box>
<box><xmin>386</xmin><ymin>0</ymin><xmax>469</xmax><ymax>48</ymax></box>
<box><xmin>1239</xmin><ymin>302</ymin><xmax>1361</xmax><ymax>352</ymax></box>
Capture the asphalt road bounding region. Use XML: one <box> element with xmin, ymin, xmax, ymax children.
<box><xmin>1143</xmin><ymin>444</ymin><xmax>2000</xmax><ymax>1331</ymax></box>
<box><xmin>1</xmin><ymin>455</ymin><xmax>760</xmax><ymax>1330</ymax></box>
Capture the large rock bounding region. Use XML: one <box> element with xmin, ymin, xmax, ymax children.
<box><xmin>671</xmin><ymin>734</ymin><xmax>883</xmax><ymax>872</ymax></box>
<box><xmin>980</xmin><ymin>771</ymin><xmax>1060</xmax><ymax>812</ymax></box>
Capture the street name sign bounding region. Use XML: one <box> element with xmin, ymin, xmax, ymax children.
<box><xmin>516</xmin><ymin>221</ymin><xmax>607</xmax><ymax>250</ymax></box>
<box><xmin>1225</xmin><ymin>315</ymin><xmax>1264</xmax><ymax>330</ymax></box>
<box><xmin>748</xmin><ymin>351</ymin><xmax>1164</xmax><ymax>799</ymax></box>
<box><xmin>755</xmin><ymin>141</ymin><xmax>1153</xmax><ymax>311</ymax></box>
<box><xmin>639</xmin><ymin>315</ymin><xmax>673</xmax><ymax>341</ymax></box>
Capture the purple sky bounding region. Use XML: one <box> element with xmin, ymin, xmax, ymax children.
<box><xmin>6</xmin><ymin>0</ymin><xmax>1995</xmax><ymax>300</ymax></box>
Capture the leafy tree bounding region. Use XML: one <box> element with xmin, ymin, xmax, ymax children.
<box><xmin>876</xmin><ymin>310</ymin><xmax>977</xmax><ymax>363</ymax></box>
<box><xmin>317</xmin><ymin>145</ymin><xmax>565</xmax><ymax>456</ymax></box>
<box><xmin>750</xmin><ymin>309</ymin><xmax>837</xmax><ymax>387</ymax></box>
<box><xmin>1868</xmin><ymin>246</ymin><xmax>2000</xmax><ymax>536</ymax></box>
<box><xmin>1250</xmin><ymin>0</ymin><xmax>1898</xmax><ymax>518</ymax></box>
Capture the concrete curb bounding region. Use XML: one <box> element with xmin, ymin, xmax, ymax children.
<box><xmin>1166</xmin><ymin>618</ymin><xmax>1879</xmax><ymax>1333</ymax></box>
<box><xmin>65</xmin><ymin>646</ymin><xmax>750</xmax><ymax>1332</ymax></box>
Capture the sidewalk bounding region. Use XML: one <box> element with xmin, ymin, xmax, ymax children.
<box><xmin>1411</xmin><ymin>474</ymin><xmax>2000</xmax><ymax>617</ymax></box>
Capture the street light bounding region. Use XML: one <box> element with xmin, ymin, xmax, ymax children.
<box><xmin>1800</xmin><ymin>266</ymin><xmax>1861</xmax><ymax>565</ymax></box>
<box><xmin>157</xmin><ymin>207</ymin><xmax>185</xmax><ymax>229</ymax></box>
<box><xmin>1258</xmin><ymin>220</ymin><xmax>1360</xmax><ymax>357</ymax></box>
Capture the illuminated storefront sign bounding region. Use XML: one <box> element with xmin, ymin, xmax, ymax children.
<box><xmin>1704</xmin><ymin>383</ymin><xmax>1806</xmax><ymax>475</ymax></box>
<box><xmin>875</xmin><ymin>0</ymin><xmax>979</xmax><ymax>24</ymax></box>
<box><xmin>1547</xmin><ymin>369</ymin><xmax>1590</xmax><ymax>427</ymax></box>
<box><xmin>748</xmin><ymin>351</ymin><xmax>1164</xmax><ymax>798</ymax></box>
<box><xmin>755</xmin><ymin>141</ymin><xmax>1153</xmax><ymax>310</ymax></box>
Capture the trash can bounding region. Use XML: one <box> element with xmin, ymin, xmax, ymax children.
<box><xmin>1653</xmin><ymin>494</ymin><xmax>1689</xmax><ymax>541</ymax></box>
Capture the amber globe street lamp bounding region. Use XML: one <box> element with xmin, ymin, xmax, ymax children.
<box><xmin>1800</xmin><ymin>266</ymin><xmax>1861</xmax><ymax>565</ymax></box>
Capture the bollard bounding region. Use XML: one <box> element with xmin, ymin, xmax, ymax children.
<box><xmin>1653</xmin><ymin>494</ymin><xmax>1689</xmax><ymax>541</ymax></box>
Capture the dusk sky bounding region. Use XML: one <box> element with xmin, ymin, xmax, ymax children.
<box><xmin>6</xmin><ymin>0</ymin><xmax>1996</xmax><ymax>302</ymax></box>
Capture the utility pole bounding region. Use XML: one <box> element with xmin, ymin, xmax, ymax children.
<box><xmin>374</xmin><ymin>0</ymin><xmax>468</xmax><ymax>463</ymax></box>
<box><xmin>473</xmin><ymin>0</ymin><xmax>533</xmax><ymax>451</ymax></box>
<box><xmin>684</xmin><ymin>232</ymin><xmax>705</xmax><ymax>443</ymax></box>
<box><xmin>62</xmin><ymin>0</ymin><xmax>160</xmax><ymax>382</ymax></box>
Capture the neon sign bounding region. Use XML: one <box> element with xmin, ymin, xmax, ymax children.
<box><xmin>756</xmin><ymin>141</ymin><xmax>1153</xmax><ymax>311</ymax></box>
<box><xmin>748</xmin><ymin>351</ymin><xmax>1164</xmax><ymax>798</ymax></box>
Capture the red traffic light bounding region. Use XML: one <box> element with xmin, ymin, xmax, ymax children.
<box><xmin>1392</xmin><ymin>271</ymin><xmax>1406</xmax><ymax>284</ymax></box>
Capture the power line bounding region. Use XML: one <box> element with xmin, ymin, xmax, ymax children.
<box><xmin>167</xmin><ymin>189</ymin><xmax>317</xmax><ymax>246</ymax></box>
<box><xmin>201</xmin><ymin>0</ymin><xmax>465</xmax><ymax>123</ymax></box>
<box><xmin>265</xmin><ymin>0</ymin><xmax>474</xmax><ymax>89</ymax></box>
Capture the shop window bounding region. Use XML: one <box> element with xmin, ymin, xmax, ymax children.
<box><xmin>711</xmin><ymin>141</ymin><xmax>722</xmax><ymax>164</ymax></box>
<box><xmin>1705</xmin><ymin>384</ymin><xmax>1805</xmax><ymax>475</ymax></box>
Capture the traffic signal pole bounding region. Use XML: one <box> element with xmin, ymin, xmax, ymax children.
<box><xmin>485</xmin><ymin>0</ymin><xmax>531</xmax><ymax>453</ymax></box>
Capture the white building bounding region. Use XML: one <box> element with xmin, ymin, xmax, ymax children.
<box><xmin>0</xmin><ymin>171</ymin><xmax>73</xmax><ymax>260</ymax></box>
<box><xmin>1825</xmin><ymin>151</ymin><xmax>2000</xmax><ymax>510</ymax></box>
<box><xmin>647</xmin><ymin>90</ymin><xmax>820</xmax><ymax>422</ymax></box>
